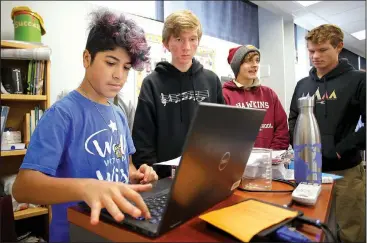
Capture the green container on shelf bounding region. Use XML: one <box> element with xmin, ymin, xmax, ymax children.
<box><xmin>11</xmin><ymin>6</ymin><xmax>46</xmax><ymax>43</ymax></box>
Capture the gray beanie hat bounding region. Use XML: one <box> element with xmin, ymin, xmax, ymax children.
<box><xmin>227</xmin><ymin>45</ymin><xmax>260</xmax><ymax>78</ymax></box>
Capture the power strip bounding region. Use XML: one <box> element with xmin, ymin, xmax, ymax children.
<box><xmin>322</xmin><ymin>176</ymin><xmax>334</xmax><ymax>184</ymax></box>
<box><xmin>292</xmin><ymin>182</ymin><xmax>321</xmax><ymax>206</ymax></box>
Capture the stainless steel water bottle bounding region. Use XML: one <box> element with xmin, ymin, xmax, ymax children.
<box><xmin>293</xmin><ymin>94</ymin><xmax>322</xmax><ymax>184</ymax></box>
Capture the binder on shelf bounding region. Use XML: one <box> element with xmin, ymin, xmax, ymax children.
<box><xmin>1</xmin><ymin>106</ymin><xmax>10</xmax><ymax>139</ymax></box>
<box><xmin>23</xmin><ymin>113</ymin><xmax>31</xmax><ymax>146</ymax></box>
<box><xmin>28</xmin><ymin>106</ymin><xmax>43</xmax><ymax>140</ymax></box>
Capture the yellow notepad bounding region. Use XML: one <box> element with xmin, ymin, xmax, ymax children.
<box><xmin>199</xmin><ymin>199</ymin><xmax>298</xmax><ymax>242</ymax></box>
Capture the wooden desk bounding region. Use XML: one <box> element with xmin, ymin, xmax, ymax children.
<box><xmin>68</xmin><ymin>181</ymin><xmax>336</xmax><ymax>242</ymax></box>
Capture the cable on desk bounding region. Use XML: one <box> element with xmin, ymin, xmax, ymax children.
<box><xmin>283</xmin><ymin>201</ymin><xmax>339</xmax><ymax>242</ymax></box>
<box><xmin>283</xmin><ymin>199</ymin><xmax>294</xmax><ymax>208</ymax></box>
<box><xmin>320</xmin><ymin>224</ymin><xmax>338</xmax><ymax>243</ymax></box>
<box><xmin>274</xmin><ymin>225</ymin><xmax>312</xmax><ymax>242</ymax></box>
<box><xmin>294</xmin><ymin>215</ymin><xmax>339</xmax><ymax>243</ymax></box>
<box><xmin>237</xmin><ymin>179</ymin><xmax>297</xmax><ymax>193</ymax></box>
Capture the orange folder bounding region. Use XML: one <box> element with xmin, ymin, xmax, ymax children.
<box><xmin>199</xmin><ymin>199</ymin><xmax>299</xmax><ymax>242</ymax></box>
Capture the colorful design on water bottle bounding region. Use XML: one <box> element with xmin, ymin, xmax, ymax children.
<box><xmin>293</xmin><ymin>143</ymin><xmax>322</xmax><ymax>184</ymax></box>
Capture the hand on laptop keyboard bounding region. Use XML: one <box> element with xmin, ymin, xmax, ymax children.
<box><xmin>130</xmin><ymin>164</ymin><xmax>159</xmax><ymax>184</ymax></box>
<box><xmin>81</xmin><ymin>179</ymin><xmax>153</xmax><ymax>225</ymax></box>
<box><xmin>142</xmin><ymin>194</ymin><xmax>168</xmax><ymax>224</ymax></box>
<box><xmin>129</xmin><ymin>194</ymin><xmax>168</xmax><ymax>224</ymax></box>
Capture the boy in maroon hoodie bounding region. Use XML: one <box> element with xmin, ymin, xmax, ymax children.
<box><xmin>223</xmin><ymin>45</ymin><xmax>289</xmax><ymax>150</ymax></box>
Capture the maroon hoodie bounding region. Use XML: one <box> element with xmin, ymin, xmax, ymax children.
<box><xmin>223</xmin><ymin>81</ymin><xmax>289</xmax><ymax>150</ymax></box>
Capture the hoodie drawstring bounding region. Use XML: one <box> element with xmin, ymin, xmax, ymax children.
<box><xmin>323</xmin><ymin>77</ymin><xmax>328</xmax><ymax>118</ymax></box>
<box><xmin>179</xmin><ymin>78</ymin><xmax>183</xmax><ymax>122</ymax></box>
<box><xmin>190</xmin><ymin>68</ymin><xmax>197</xmax><ymax>103</ymax></box>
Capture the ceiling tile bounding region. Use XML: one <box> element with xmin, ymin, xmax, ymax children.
<box><xmin>339</xmin><ymin>20</ymin><xmax>365</xmax><ymax>34</ymax></box>
<box><xmin>294</xmin><ymin>18</ymin><xmax>317</xmax><ymax>31</ymax></box>
<box><xmin>294</xmin><ymin>13</ymin><xmax>329</xmax><ymax>28</ymax></box>
<box><xmin>270</xmin><ymin>1</ymin><xmax>304</xmax><ymax>13</ymax></box>
<box><xmin>324</xmin><ymin>7</ymin><xmax>365</xmax><ymax>26</ymax></box>
<box><xmin>292</xmin><ymin>8</ymin><xmax>309</xmax><ymax>18</ymax></box>
<box><xmin>307</xmin><ymin>1</ymin><xmax>365</xmax><ymax>17</ymax></box>
<box><xmin>251</xmin><ymin>1</ymin><xmax>294</xmax><ymax>19</ymax></box>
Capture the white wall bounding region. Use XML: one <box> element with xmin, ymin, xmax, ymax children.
<box><xmin>295</xmin><ymin>25</ymin><xmax>312</xmax><ymax>83</ymax></box>
<box><xmin>258</xmin><ymin>7</ymin><xmax>298</xmax><ymax>115</ymax></box>
<box><xmin>258</xmin><ymin>7</ymin><xmax>286</xmax><ymax>108</ymax></box>
<box><xmin>200</xmin><ymin>35</ymin><xmax>237</xmax><ymax>79</ymax></box>
<box><xmin>283</xmin><ymin>21</ymin><xmax>297</xmax><ymax>114</ymax></box>
<box><xmin>1</xmin><ymin>1</ymin><xmax>238</xmax><ymax>106</ymax></box>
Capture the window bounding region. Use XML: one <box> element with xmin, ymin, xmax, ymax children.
<box><xmin>163</xmin><ymin>0</ymin><xmax>259</xmax><ymax>47</ymax></box>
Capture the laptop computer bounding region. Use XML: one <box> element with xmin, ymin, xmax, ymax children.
<box><xmin>79</xmin><ymin>102</ymin><xmax>266</xmax><ymax>238</ymax></box>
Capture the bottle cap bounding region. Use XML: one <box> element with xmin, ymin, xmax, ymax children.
<box><xmin>297</xmin><ymin>94</ymin><xmax>315</xmax><ymax>108</ymax></box>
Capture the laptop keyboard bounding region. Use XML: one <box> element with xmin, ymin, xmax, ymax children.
<box><xmin>135</xmin><ymin>193</ymin><xmax>168</xmax><ymax>224</ymax></box>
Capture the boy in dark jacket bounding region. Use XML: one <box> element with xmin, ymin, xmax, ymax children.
<box><xmin>132</xmin><ymin>10</ymin><xmax>225</xmax><ymax>178</ymax></box>
<box><xmin>288</xmin><ymin>24</ymin><xmax>366</xmax><ymax>243</ymax></box>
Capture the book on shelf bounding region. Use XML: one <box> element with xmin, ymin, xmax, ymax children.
<box><xmin>27</xmin><ymin>60</ymin><xmax>45</xmax><ymax>95</ymax></box>
<box><xmin>24</xmin><ymin>106</ymin><xmax>43</xmax><ymax>146</ymax></box>
<box><xmin>1</xmin><ymin>60</ymin><xmax>45</xmax><ymax>95</ymax></box>
<box><xmin>1</xmin><ymin>67</ymin><xmax>23</xmax><ymax>94</ymax></box>
<box><xmin>24</xmin><ymin>113</ymin><xmax>30</xmax><ymax>146</ymax></box>
<box><xmin>1</xmin><ymin>106</ymin><xmax>10</xmax><ymax>138</ymax></box>
<box><xmin>1</xmin><ymin>39</ymin><xmax>49</xmax><ymax>95</ymax></box>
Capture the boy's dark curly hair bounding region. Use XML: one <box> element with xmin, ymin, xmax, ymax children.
<box><xmin>86</xmin><ymin>9</ymin><xmax>150</xmax><ymax>71</ymax></box>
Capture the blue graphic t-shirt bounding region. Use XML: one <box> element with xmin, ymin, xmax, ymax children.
<box><xmin>20</xmin><ymin>90</ymin><xmax>135</xmax><ymax>242</ymax></box>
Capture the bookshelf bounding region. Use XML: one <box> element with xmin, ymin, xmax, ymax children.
<box><xmin>1</xmin><ymin>40</ymin><xmax>46</xmax><ymax>49</ymax></box>
<box><xmin>14</xmin><ymin>207</ymin><xmax>49</xmax><ymax>220</ymax></box>
<box><xmin>1</xmin><ymin>40</ymin><xmax>51</xmax><ymax>241</ymax></box>
<box><xmin>1</xmin><ymin>149</ymin><xmax>27</xmax><ymax>157</ymax></box>
<box><xmin>1</xmin><ymin>94</ymin><xmax>47</xmax><ymax>101</ymax></box>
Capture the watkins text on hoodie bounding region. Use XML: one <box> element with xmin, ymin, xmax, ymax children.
<box><xmin>222</xmin><ymin>81</ymin><xmax>289</xmax><ymax>150</ymax></box>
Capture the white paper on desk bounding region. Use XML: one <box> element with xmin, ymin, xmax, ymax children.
<box><xmin>271</xmin><ymin>150</ymin><xmax>287</xmax><ymax>159</ymax></box>
<box><xmin>153</xmin><ymin>150</ymin><xmax>286</xmax><ymax>167</ymax></box>
<box><xmin>244</xmin><ymin>152</ymin><xmax>270</xmax><ymax>178</ymax></box>
<box><xmin>284</xmin><ymin>169</ymin><xmax>295</xmax><ymax>180</ymax></box>
<box><xmin>282</xmin><ymin>169</ymin><xmax>344</xmax><ymax>181</ymax></box>
<box><xmin>247</xmin><ymin>150</ymin><xmax>286</xmax><ymax>165</ymax></box>
<box><xmin>246</xmin><ymin>153</ymin><xmax>265</xmax><ymax>166</ymax></box>
<box><xmin>153</xmin><ymin>156</ymin><xmax>181</xmax><ymax>166</ymax></box>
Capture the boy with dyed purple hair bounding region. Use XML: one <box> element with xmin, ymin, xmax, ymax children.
<box><xmin>12</xmin><ymin>9</ymin><xmax>158</xmax><ymax>242</ymax></box>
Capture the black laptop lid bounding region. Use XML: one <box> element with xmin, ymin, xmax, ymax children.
<box><xmin>158</xmin><ymin>102</ymin><xmax>266</xmax><ymax>234</ymax></box>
